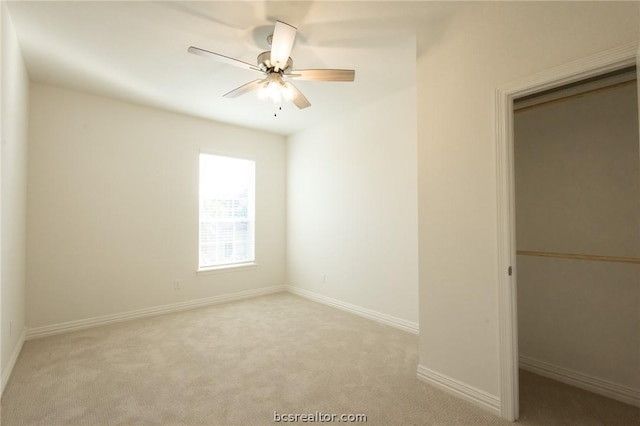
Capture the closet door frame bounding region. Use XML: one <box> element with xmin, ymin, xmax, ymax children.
<box><xmin>494</xmin><ymin>41</ymin><xmax>639</xmax><ymax>422</ymax></box>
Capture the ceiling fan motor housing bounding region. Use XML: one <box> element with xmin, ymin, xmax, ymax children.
<box><xmin>257</xmin><ymin>51</ymin><xmax>293</xmax><ymax>73</ymax></box>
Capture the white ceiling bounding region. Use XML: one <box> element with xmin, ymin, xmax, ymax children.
<box><xmin>6</xmin><ymin>1</ymin><xmax>457</xmax><ymax>135</ymax></box>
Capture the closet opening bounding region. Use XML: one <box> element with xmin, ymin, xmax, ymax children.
<box><xmin>512</xmin><ymin>65</ymin><xmax>639</xmax><ymax>422</ymax></box>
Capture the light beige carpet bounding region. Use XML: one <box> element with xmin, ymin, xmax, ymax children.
<box><xmin>1</xmin><ymin>293</ymin><xmax>638</xmax><ymax>425</ymax></box>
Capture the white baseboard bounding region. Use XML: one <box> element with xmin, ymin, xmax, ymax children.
<box><xmin>26</xmin><ymin>285</ymin><xmax>286</xmax><ymax>340</ymax></box>
<box><xmin>417</xmin><ymin>364</ymin><xmax>501</xmax><ymax>416</ymax></box>
<box><xmin>519</xmin><ymin>354</ymin><xmax>640</xmax><ymax>408</ymax></box>
<box><xmin>286</xmin><ymin>286</ymin><xmax>418</xmax><ymax>334</ymax></box>
<box><xmin>2</xmin><ymin>327</ymin><xmax>26</xmax><ymax>395</ymax></box>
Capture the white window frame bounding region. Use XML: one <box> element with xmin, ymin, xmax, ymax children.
<box><xmin>198</xmin><ymin>153</ymin><xmax>256</xmax><ymax>272</ymax></box>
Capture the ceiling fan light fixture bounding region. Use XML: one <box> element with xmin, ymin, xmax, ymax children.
<box><xmin>281</xmin><ymin>85</ymin><xmax>295</xmax><ymax>102</ymax></box>
<box><xmin>258</xmin><ymin>74</ymin><xmax>294</xmax><ymax>106</ymax></box>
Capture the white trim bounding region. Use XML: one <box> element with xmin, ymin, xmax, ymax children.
<box><xmin>416</xmin><ymin>364</ymin><xmax>501</xmax><ymax>416</ymax></box>
<box><xmin>198</xmin><ymin>149</ymin><xmax>256</xmax><ymax>163</ymax></box>
<box><xmin>495</xmin><ymin>40</ymin><xmax>639</xmax><ymax>422</ymax></box>
<box><xmin>497</xmin><ymin>42</ymin><xmax>639</xmax><ymax>97</ymax></box>
<box><xmin>286</xmin><ymin>286</ymin><xmax>418</xmax><ymax>334</ymax></box>
<box><xmin>2</xmin><ymin>327</ymin><xmax>26</xmax><ymax>395</ymax></box>
<box><xmin>519</xmin><ymin>355</ymin><xmax>640</xmax><ymax>408</ymax></box>
<box><xmin>197</xmin><ymin>262</ymin><xmax>258</xmax><ymax>275</ymax></box>
<box><xmin>26</xmin><ymin>286</ymin><xmax>286</xmax><ymax>340</ymax></box>
<box><xmin>495</xmin><ymin>82</ymin><xmax>520</xmax><ymax>422</ymax></box>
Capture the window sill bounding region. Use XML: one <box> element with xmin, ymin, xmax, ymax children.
<box><xmin>197</xmin><ymin>262</ymin><xmax>258</xmax><ymax>275</ymax></box>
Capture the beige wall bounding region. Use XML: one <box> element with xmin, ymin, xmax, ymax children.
<box><xmin>286</xmin><ymin>38</ymin><xmax>419</xmax><ymax>326</ymax></box>
<box><xmin>416</xmin><ymin>1</ymin><xmax>639</xmax><ymax>400</ymax></box>
<box><xmin>27</xmin><ymin>84</ymin><xmax>286</xmax><ymax>329</ymax></box>
<box><xmin>1</xmin><ymin>2</ymin><xmax>29</xmax><ymax>389</ymax></box>
<box><xmin>515</xmin><ymin>82</ymin><xmax>640</xmax><ymax>391</ymax></box>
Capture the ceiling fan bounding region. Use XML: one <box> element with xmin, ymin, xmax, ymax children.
<box><xmin>188</xmin><ymin>20</ymin><xmax>355</xmax><ymax>110</ymax></box>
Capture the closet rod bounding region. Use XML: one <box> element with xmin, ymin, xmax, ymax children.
<box><xmin>514</xmin><ymin>79</ymin><xmax>636</xmax><ymax>113</ymax></box>
<box><xmin>516</xmin><ymin>250</ymin><xmax>640</xmax><ymax>265</ymax></box>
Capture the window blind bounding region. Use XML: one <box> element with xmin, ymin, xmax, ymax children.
<box><xmin>199</xmin><ymin>154</ymin><xmax>255</xmax><ymax>269</ymax></box>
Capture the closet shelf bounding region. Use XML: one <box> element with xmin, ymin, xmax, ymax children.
<box><xmin>516</xmin><ymin>250</ymin><xmax>640</xmax><ymax>264</ymax></box>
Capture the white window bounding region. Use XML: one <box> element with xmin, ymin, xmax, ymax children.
<box><xmin>199</xmin><ymin>153</ymin><xmax>255</xmax><ymax>270</ymax></box>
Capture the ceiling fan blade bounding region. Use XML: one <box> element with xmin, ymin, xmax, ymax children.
<box><xmin>270</xmin><ymin>21</ymin><xmax>297</xmax><ymax>71</ymax></box>
<box><xmin>283</xmin><ymin>82</ymin><xmax>311</xmax><ymax>109</ymax></box>
<box><xmin>287</xmin><ymin>69</ymin><xmax>355</xmax><ymax>82</ymax></box>
<box><xmin>223</xmin><ymin>79</ymin><xmax>268</xmax><ymax>98</ymax></box>
<box><xmin>188</xmin><ymin>46</ymin><xmax>260</xmax><ymax>72</ymax></box>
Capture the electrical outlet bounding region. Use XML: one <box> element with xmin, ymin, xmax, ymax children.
<box><xmin>173</xmin><ymin>280</ymin><xmax>181</xmax><ymax>290</ymax></box>
<box><xmin>321</xmin><ymin>273</ymin><xmax>326</xmax><ymax>284</ymax></box>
